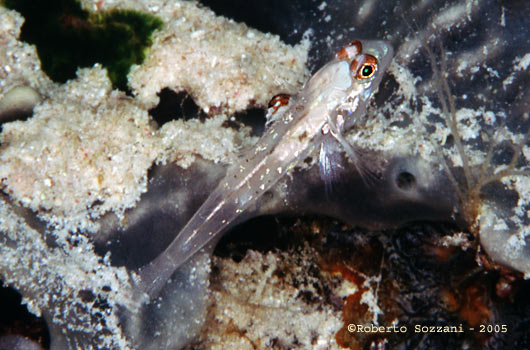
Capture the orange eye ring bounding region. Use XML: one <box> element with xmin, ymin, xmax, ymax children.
<box><xmin>350</xmin><ymin>53</ymin><xmax>378</xmax><ymax>80</ymax></box>
<box><xmin>358</xmin><ymin>63</ymin><xmax>377</xmax><ymax>79</ymax></box>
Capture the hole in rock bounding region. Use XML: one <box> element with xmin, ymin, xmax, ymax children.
<box><xmin>396</xmin><ymin>171</ymin><xmax>416</xmax><ymax>190</ymax></box>
<box><xmin>148</xmin><ymin>88</ymin><xmax>208</xmax><ymax>126</ymax></box>
<box><xmin>149</xmin><ymin>88</ymin><xmax>267</xmax><ymax>135</ymax></box>
<box><xmin>227</xmin><ymin>108</ymin><xmax>267</xmax><ymax>136</ymax></box>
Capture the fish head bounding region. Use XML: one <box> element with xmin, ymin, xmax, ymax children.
<box><xmin>331</xmin><ymin>39</ymin><xmax>393</xmax><ymax>131</ymax></box>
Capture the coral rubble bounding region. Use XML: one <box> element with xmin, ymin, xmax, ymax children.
<box><xmin>0</xmin><ymin>0</ymin><xmax>529</xmax><ymax>349</ymax></box>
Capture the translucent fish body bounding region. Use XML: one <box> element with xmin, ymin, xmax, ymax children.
<box><xmin>139</xmin><ymin>40</ymin><xmax>393</xmax><ymax>297</ymax></box>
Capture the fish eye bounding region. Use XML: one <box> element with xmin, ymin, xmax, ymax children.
<box><xmin>350</xmin><ymin>53</ymin><xmax>378</xmax><ymax>80</ymax></box>
<box><xmin>358</xmin><ymin>63</ymin><xmax>376</xmax><ymax>79</ymax></box>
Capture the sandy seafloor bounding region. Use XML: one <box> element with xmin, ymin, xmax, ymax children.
<box><xmin>0</xmin><ymin>0</ymin><xmax>530</xmax><ymax>349</ymax></box>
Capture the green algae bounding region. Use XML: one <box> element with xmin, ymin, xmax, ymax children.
<box><xmin>3</xmin><ymin>0</ymin><xmax>163</xmax><ymax>91</ymax></box>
